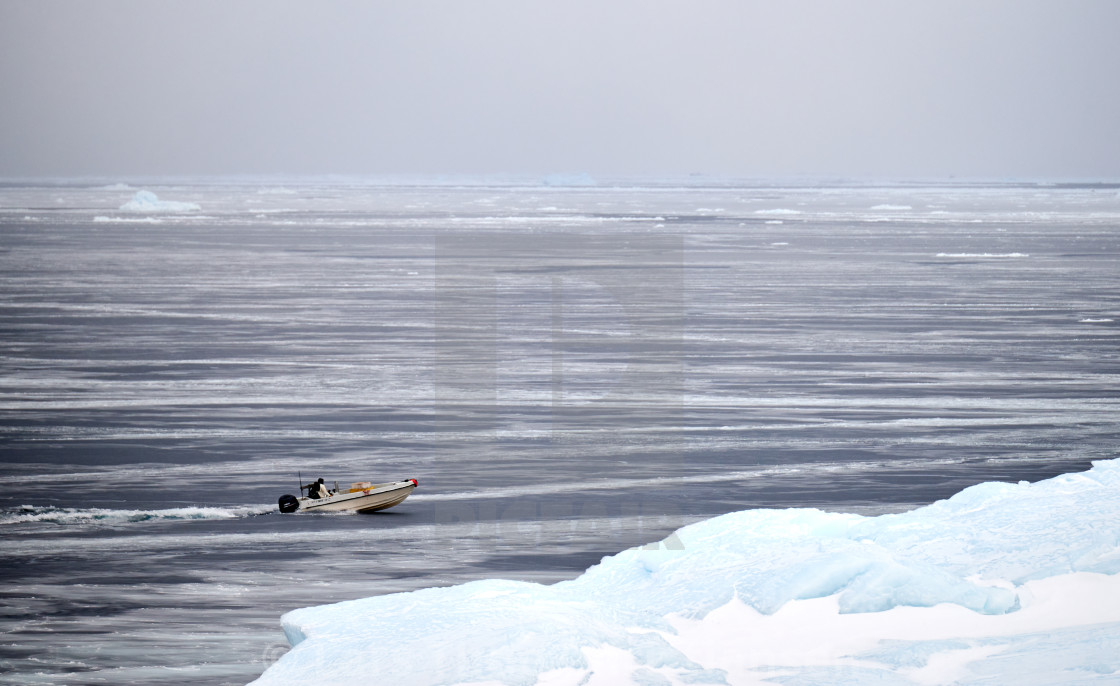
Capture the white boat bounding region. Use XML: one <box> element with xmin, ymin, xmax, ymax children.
<box><xmin>278</xmin><ymin>479</ymin><xmax>418</xmax><ymax>514</ymax></box>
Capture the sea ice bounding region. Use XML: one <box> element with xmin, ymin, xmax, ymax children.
<box><xmin>119</xmin><ymin>189</ymin><xmax>200</xmax><ymax>212</ymax></box>
<box><xmin>252</xmin><ymin>459</ymin><xmax>1120</xmax><ymax>685</ymax></box>
<box><xmin>93</xmin><ymin>215</ymin><xmax>163</xmax><ymax>224</ymax></box>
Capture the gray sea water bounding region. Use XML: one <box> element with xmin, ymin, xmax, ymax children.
<box><xmin>1</xmin><ymin>180</ymin><xmax>1118</xmax><ymax>685</ymax></box>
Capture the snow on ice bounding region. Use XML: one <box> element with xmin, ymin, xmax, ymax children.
<box><xmin>252</xmin><ymin>459</ymin><xmax>1120</xmax><ymax>685</ymax></box>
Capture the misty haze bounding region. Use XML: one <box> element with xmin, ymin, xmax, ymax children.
<box><xmin>2</xmin><ymin>2</ymin><xmax>1120</xmax><ymax>685</ymax></box>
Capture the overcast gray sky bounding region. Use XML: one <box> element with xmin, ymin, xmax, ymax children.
<box><xmin>2</xmin><ymin>0</ymin><xmax>1118</xmax><ymax>179</ymax></box>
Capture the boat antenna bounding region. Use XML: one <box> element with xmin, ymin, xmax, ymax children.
<box><xmin>298</xmin><ymin>470</ymin><xmax>303</xmax><ymax>493</ymax></box>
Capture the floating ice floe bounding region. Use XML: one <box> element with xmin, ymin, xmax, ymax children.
<box><xmin>119</xmin><ymin>189</ymin><xmax>200</xmax><ymax>212</ymax></box>
<box><xmin>252</xmin><ymin>459</ymin><xmax>1120</xmax><ymax>685</ymax></box>
<box><xmin>871</xmin><ymin>204</ymin><xmax>913</xmax><ymax>210</ymax></box>
<box><xmin>93</xmin><ymin>215</ymin><xmax>163</xmax><ymax>224</ymax></box>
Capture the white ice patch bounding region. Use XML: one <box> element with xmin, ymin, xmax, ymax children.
<box><xmin>871</xmin><ymin>204</ymin><xmax>912</xmax><ymax>210</ymax></box>
<box><xmin>93</xmin><ymin>215</ymin><xmax>163</xmax><ymax>224</ymax></box>
<box><xmin>755</xmin><ymin>208</ymin><xmax>801</xmax><ymax>215</ymax></box>
<box><xmin>119</xmin><ymin>190</ymin><xmax>200</xmax><ymax>213</ymax></box>
<box><xmin>661</xmin><ymin>572</ymin><xmax>1120</xmax><ymax>685</ymax></box>
<box><xmin>253</xmin><ymin>458</ymin><xmax>1120</xmax><ymax>686</ymax></box>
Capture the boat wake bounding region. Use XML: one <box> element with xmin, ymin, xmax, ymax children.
<box><xmin>0</xmin><ymin>503</ymin><xmax>276</xmax><ymax>526</ymax></box>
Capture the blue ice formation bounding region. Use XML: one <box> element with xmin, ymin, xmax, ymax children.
<box><xmin>119</xmin><ymin>190</ymin><xmax>200</xmax><ymax>212</ymax></box>
<box><xmin>251</xmin><ymin>459</ymin><xmax>1120</xmax><ymax>685</ymax></box>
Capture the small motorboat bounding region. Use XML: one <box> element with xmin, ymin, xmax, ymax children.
<box><xmin>278</xmin><ymin>479</ymin><xmax>418</xmax><ymax>514</ymax></box>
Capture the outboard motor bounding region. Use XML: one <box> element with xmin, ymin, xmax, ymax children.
<box><xmin>278</xmin><ymin>494</ymin><xmax>300</xmax><ymax>513</ymax></box>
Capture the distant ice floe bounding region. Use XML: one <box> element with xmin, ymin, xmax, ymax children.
<box><xmin>1080</xmin><ymin>317</ymin><xmax>1115</xmax><ymax>324</ymax></box>
<box><xmin>755</xmin><ymin>208</ymin><xmax>802</xmax><ymax>215</ymax></box>
<box><xmin>871</xmin><ymin>204</ymin><xmax>912</xmax><ymax>210</ymax></box>
<box><xmin>93</xmin><ymin>215</ymin><xmax>163</xmax><ymax>224</ymax></box>
<box><xmin>119</xmin><ymin>190</ymin><xmax>200</xmax><ymax>212</ymax></box>
<box><xmin>254</xmin><ymin>459</ymin><xmax>1120</xmax><ymax>686</ymax></box>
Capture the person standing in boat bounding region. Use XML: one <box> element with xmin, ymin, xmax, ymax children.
<box><xmin>302</xmin><ymin>477</ymin><xmax>331</xmax><ymax>499</ymax></box>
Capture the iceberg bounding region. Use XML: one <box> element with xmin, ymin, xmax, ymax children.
<box><xmin>119</xmin><ymin>189</ymin><xmax>200</xmax><ymax>212</ymax></box>
<box><xmin>251</xmin><ymin>460</ymin><xmax>1120</xmax><ymax>685</ymax></box>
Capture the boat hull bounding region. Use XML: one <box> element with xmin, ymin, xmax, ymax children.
<box><xmin>297</xmin><ymin>481</ymin><xmax>416</xmax><ymax>513</ymax></box>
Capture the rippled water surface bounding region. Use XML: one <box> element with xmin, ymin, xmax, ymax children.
<box><xmin>1</xmin><ymin>181</ymin><xmax>1118</xmax><ymax>684</ymax></box>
